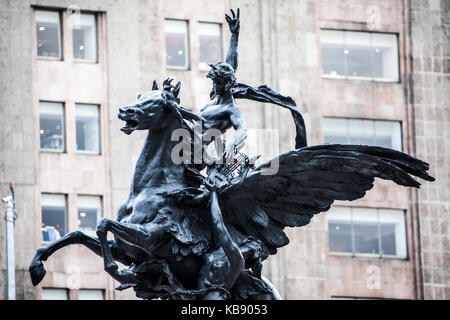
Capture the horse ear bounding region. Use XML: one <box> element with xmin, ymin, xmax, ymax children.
<box><xmin>137</xmin><ymin>93</ymin><xmax>142</xmax><ymax>99</ymax></box>
<box><xmin>163</xmin><ymin>78</ymin><xmax>174</xmax><ymax>91</ymax></box>
<box><xmin>152</xmin><ymin>80</ymin><xmax>159</xmax><ymax>91</ymax></box>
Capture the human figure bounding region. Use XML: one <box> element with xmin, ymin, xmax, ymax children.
<box><xmin>196</xmin><ymin>9</ymin><xmax>246</xmax><ymax>163</ymax></box>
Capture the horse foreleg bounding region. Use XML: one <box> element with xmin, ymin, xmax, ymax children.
<box><xmin>96</xmin><ymin>218</ymin><xmax>163</xmax><ymax>285</ymax></box>
<box><xmin>29</xmin><ymin>230</ymin><xmax>123</xmax><ymax>286</ymax></box>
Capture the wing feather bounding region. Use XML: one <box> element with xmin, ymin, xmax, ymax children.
<box><xmin>220</xmin><ymin>144</ymin><xmax>434</xmax><ymax>259</ymax></box>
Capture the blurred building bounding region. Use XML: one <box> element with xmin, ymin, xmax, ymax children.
<box><xmin>0</xmin><ymin>0</ymin><xmax>448</xmax><ymax>300</ymax></box>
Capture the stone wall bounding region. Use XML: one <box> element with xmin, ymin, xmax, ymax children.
<box><xmin>410</xmin><ymin>0</ymin><xmax>450</xmax><ymax>300</ymax></box>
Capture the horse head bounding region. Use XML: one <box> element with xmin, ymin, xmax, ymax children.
<box><xmin>118</xmin><ymin>78</ymin><xmax>183</xmax><ymax>135</ymax></box>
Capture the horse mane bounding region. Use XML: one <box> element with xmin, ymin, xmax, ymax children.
<box><xmin>158</xmin><ymin>79</ymin><xmax>204</xmax><ymax>187</ymax></box>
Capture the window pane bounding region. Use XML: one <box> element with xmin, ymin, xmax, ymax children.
<box><xmin>372</xmin><ymin>33</ymin><xmax>399</xmax><ymax>81</ymax></box>
<box><xmin>327</xmin><ymin>207</ymin><xmax>352</xmax><ymax>253</ymax></box>
<box><xmin>320</xmin><ymin>30</ymin><xmax>345</xmax><ymax>76</ymax></box>
<box><xmin>72</xmin><ymin>13</ymin><xmax>97</xmax><ymax>61</ymax></box>
<box><xmin>41</xmin><ymin>194</ymin><xmax>66</xmax><ymax>241</ymax></box>
<box><xmin>380</xmin><ymin>223</ymin><xmax>396</xmax><ymax>255</ymax></box>
<box><xmin>77</xmin><ymin>195</ymin><xmax>101</xmax><ymax>232</ymax></box>
<box><xmin>42</xmin><ymin>288</ymin><xmax>68</xmax><ymax>300</ymax></box>
<box><xmin>323</xmin><ymin>118</ymin><xmax>402</xmax><ymax>151</ymax></box>
<box><xmin>79</xmin><ymin>289</ymin><xmax>104</xmax><ymax>300</ymax></box>
<box><xmin>348</xmin><ymin>118</ymin><xmax>375</xmax><ymax>145</ymax></box>
<box><xmin>352</xmin><ymin>208</ymin><xmax>379</xmax><ymax>255</ymax></box>
<box><xmin>323</xmin><ymin>118</ymin><xmax>348</xmax><ymax>144</ymax></box>
<box><xmin>76</xmin><ymin>104</ymin><xmax>100</xmax><ymax>152</ymax></box>
<box><xmin>165</xmin><ymin>20</ymin><xmax>189</xmax><ymax>68</ymax></box>
<box><xmin>36</xmin><ymin>10</ymin><xmax>61</xmax><ymax>58</ymax></box>
<box><xmin>198</xmin><ymin>23</ymin><xmax>222</xmax><ymax>69</ymax></box>
<box><xmin>379</xmin><ymin>209</ymin><xmax>406</xmax><ymax>257</ymax></box>
<box><xmin>375</xmin><ymin>120</ymin><xmax>402</xmax><ymax>151</ymax></box>
<box><xmin>345</xmin><ymin>31</ymin><xmax>372</xmax><ymax>78</ymax></box>
<box><xmin>39</xmin><ymin>102</ymin><xmax>65</xmax><ymax>151</ymax></box>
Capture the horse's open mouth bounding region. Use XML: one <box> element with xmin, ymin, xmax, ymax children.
<box><xmin>121</xmin><ymin>119</ymin><xmax>139</xmax><ymax>134</ymax></box>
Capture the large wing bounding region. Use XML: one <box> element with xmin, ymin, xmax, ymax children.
<box><xmin>220</xmin><ymin>144</ymin><xmax>434</xmax><ymax>259</ymax></box>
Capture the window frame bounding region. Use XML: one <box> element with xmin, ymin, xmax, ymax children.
<box><xmin>76</xmin><ymin>194</ymin><xmax>103</xmax><ymax>233</ymax></box>
<box><xmin>41</xmin><ymin>288</ymin><xmax>69</xmax><ymax>300</ymax></box>
<box><xmin>327</xmin><ymin>206</ymin><xmax>408</xmax><ymax>260</ymax></box>
<box><xmin>322</xmin><ymin>117</ymin><xmax>403</xmax><ymax>152</ymax></box>
<box><xmin>39</xmin><ymin>100</ymin><xmax>67</xmax><ymax>153</ymax></box>
<box><xmin>74</xmin><ymin>103</ymin><xmax>102</xmax><ymax>155</ymax></box>
<box><xmin>34</xmin><ymin>8</ymin><xmax>64</xmax><ymax>61</ymax></box>
<box><xmin>164</xmin><ymin>18</ymin><xmax>190</xmax><ymax>70</ymax></box>
<box><xmin>41</xmin><ymin>193</ymin><xmax>68</xmax><ymax>243</ymax></box>
<box><xmin>197</xmin><ymin>21</ymin><xmax>223</xmax><ymax>71</ymax></box>
<box><xmin>71</xmin><ymin>11</ymin><xmax>99</xmax><ymax>64</ymax></box>
<box><xmin>319</xmin><ymin>29</ymin><xmax>400</xmax><ymax>83</ymax></box>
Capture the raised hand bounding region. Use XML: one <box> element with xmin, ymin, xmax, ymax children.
<box><xmin>225</xmin><ymin>8</ymin><xmax>240</xmax><ymax>34</ymax></box>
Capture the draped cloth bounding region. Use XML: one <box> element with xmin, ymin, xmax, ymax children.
<box><xmin>231</xmin><ymin>83</ymin><xmax>307</xmax><ymax>149</ymax></box>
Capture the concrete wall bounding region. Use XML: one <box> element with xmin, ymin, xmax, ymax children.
<box><xmin>0</xmin><ymin>0</ymin><xmax>38</xmax><ymax>300</ymax></box>
<box><xmin>410</xmin><ymin>0</ymin><xmax>450</xmax><ymax>300</ymax></box>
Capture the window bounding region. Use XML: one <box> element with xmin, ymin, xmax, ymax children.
<box><xmin>165</xmin><ymin>19</ymin><xmax>189</xmax><ymax>68</ymax></box>
<box><xmin>35</xmin><ymin>10</ymin><xmax>62</xmax><ymax>59</ymax></box>
<box><xmin>41</xmin><ymin>194</ymin><xmax>67</xmax><ymax>242</ymax></box>
<box><xmin>323</xmin><ymin>118</ymin><xmax>402</xmax><ymax>151</ymax></box>
<box><xmin>39</xmin><ymin>101</ymin><xmax>65</xmax><ymax>151</ymax></box>
<box><xmin>42</xmin><ymin>288</ymin><xmax>68</xmax><ymax>300</ymax></box>
<box><xmin>72</xmin><ymin>13</ymin><xmax>97</xmax><ymax>61</ymax></box>
<box><xmin>198</xmin><ymin>22</ymin><xmax>222</xmax><ymax>69</ymax></box>
<box><xmin>75</xmin><ymin>104</ymin><xmax>100</xmax><ymax>153</ymax></box>
<box><xmin>77</xmin><ymin>195</ymin><xmax>102</xmax><ymax>232</ymax></box>
<box><xmin>78</xmin><ymin>289</ymin><xmax>105</xmax><ymax>300</ymax></box>
<box><xmin>320</xmin><ymin>30</ymin><xmax>399</xmax><ymax>81</ymax></box>
<box><xmin>327</xmin><ymin>206</ymin><xmax>407</xmax><ymax>258</ymax></box>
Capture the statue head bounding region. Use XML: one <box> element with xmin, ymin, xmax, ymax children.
<box><xmin>207</xmin><ymin>62</ymin><xmax>236</xmax><ymax>95</ymax></box>
<box><xmin>118</xmin><ymin>79</ymin><xmax>183</xmax><ymax>134</ymax></box>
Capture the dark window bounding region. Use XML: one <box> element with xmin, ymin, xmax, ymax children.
<box><xmin>35</xmin><ymin>10</ymin><xmax>62</xmax><ymax>59</ymax></box>
<box><xmin>165</xmin><ymin>19</ymin><xmax>189</xmax><ymax>68</ymax></box>
<box><xmin>41</xmin><ymin>194</ymin><xmax>67</xmax><ymax>242</ymax></box>
<box><xmin>77</xmin><ymin>195</ymin><xmax>102</xmax><ymax>232</ymax></box>
<box><xmin>327</xmin><ymin>207</ymin><xmax>406</xmax><ymax>257</ymax></box>
<box><xmin>39</xmin><ymin>102</ymin><xmax>65</xmax><ymax>151</ymax></box>
<box><xmin>323</xmin><ymin>118</ymin><xmax>402</xmax><ymax>151</ymax></box>
<box><xmin>320</xmin><ymin>30</ymin><xmax>399</xmax><ymax>81</ymax></box>
<box><xmin>72</xmin><ymin>13</ymin><xmax>97</xmax><ymax>61</ymax></box>
<box><xmin>198</xmin><ymin>22</ymin><xmax>222</xmax><ymax>69</ymax></box>
<box><xmin>75</xmin><ymin>104</ymin><xmax>100</xmax><ymax>153</ymax></box>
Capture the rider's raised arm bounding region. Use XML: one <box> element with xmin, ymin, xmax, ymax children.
<box><xmin>225</xmin><ymin>8</ymin><xmax>240</xmax><ymax>72</ymax></box>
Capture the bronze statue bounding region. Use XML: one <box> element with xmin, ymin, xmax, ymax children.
<box><xmin>29</xmin><ymin>9</ymin><xmax>434</xmax><ymax>300</ymax></box>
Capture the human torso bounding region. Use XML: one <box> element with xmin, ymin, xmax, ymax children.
<box><xmin>198</xmin><ymin>101</ymin><xmax>235</xmax><ymax>134</ymax></box>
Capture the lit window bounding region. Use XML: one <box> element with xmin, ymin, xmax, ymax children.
<box><xmin>72</xmin><ymin>13</ymin><xmax>97</xmax><ymax>61</ymax></box>
<box><xmin>165</xmin><ymin>19</ymin><xmax>189</xmax><ymax>68</ymax></box>
<box><xmin>39</xmin><ymin>101</ymin><xmax>65</xmax><ymax>151</ymax></box>
<box><xmin>327</xmin><ymin>206</ymin><xmax>407</xmax><ymax>258</ymax></box>
<box><xmin>77</xmin><ymin>195</ymin><xmax>102</xmax><ymax>232</ymax></box>
<box><xmin>320</xmin><ymin>30</ymin><xmax>399</xmax><ymax>81</ymax></box>
<box><xmin>323</xmin><ymin>118</ymin><xmax>402</xmax><ymax>151</ymax></box>
<box><xmin>42</xmin><ymin>288</ymin><xmax>68</xmax><ymax>300</ymax></box>
<box><xmin>35</xmin><ymin>10</ymin><xmax>62</xmax><ymax>59</ymax></box>
<box><xmin>41</xmin><ymin>194</ymin><xmax>67</xmax><ymax>242</ymax></box>
<box><xmin>198</xmin><ymin>22</ymin><xmax>222</xmax><ymax>69</ymax></box>
<box><xmin>78</xmin><ymin>289</ymin><xmax>104</xmax><ymax>300</ymax></box>
<box><xmin>76</xmin><ymin>104</ymin><xmax>100</xmax><ymax>153</ymax></box>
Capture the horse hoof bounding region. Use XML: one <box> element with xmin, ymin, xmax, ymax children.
<box><xmin>29</xmin><ymin>261</ymin><xmax>46</xmax><ymax>286</ymax></box>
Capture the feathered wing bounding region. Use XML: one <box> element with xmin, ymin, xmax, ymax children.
<box><xmin>219</xmin><ymin>144</ymin><xmax>434</xmax><ymax>259</ymax></box>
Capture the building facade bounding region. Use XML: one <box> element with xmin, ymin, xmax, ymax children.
<box><xmin>0</xmin><ymin>0</ymin><xmax>448</xmax><ymax>300</ymax></box>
